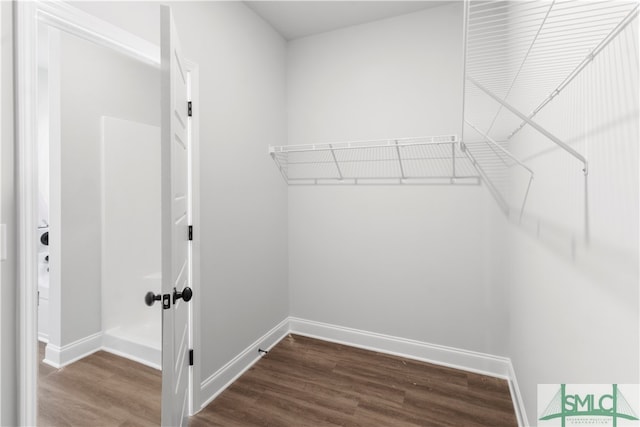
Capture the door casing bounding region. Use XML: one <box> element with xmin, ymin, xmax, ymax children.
<box><xmin>15</xmin><ymin>2</ymin><xmax>201</xmax><ymax>424</ymax></box>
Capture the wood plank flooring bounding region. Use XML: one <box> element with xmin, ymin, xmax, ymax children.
<box><xmin>38</xmin><ymin>342</ymin><xmax>161</xmax><ymax>426</ymax></box>
<box><xmin>190</xmin><ymin>335</ymin><xmax>517</xmax><ymax>427</ymax></box>
<box><xmin>39</xmin><ymin>335</ymin><xmax>517</xmax><ymax>426</ymax></box>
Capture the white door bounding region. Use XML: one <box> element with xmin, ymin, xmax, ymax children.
<box><xmin>160</xmin><ymin>5</ymin><xmax>191</xmax><ymax>426</ymax></box>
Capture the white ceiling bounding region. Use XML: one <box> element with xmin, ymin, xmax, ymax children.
<box><xmin>245</xmin><ymin>1</ymin><xmax>452</xmax><ymax>40</ymax></box>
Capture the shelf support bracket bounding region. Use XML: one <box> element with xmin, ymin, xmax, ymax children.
<box><xmin>451</xmin><ymin>142</ymin><xmax>456</xmax><ymax>179</ymax></box>
<box><xmin>463</xmin><ymin>147</ymin><xmax>509</xmax><ymax>215</ymax></box>
<box><xmin>328</xmin><ymin>144</ymin><xmax>343</xmax><ymax>181</ymax></box>
<box><xmin>467</xmin><ymin>76</ymin><xmax>588</xmax><ymax>175</ymax></box>
<box><xmin>394</xmin><ymin>140</ymin><xmax>406</xmax><ymax>181</ymax></box>
<box><xmin>466</xmin><ymin>120</ymin><xmax>534</xmax><ymax>222</ymax></box>
<box><xmin>507</xmin><ymin>4</ymin><xmax>639</xmax><ymax>141</ymax></box>
<box><xmin>465</xmin><ymin>121</ymin><xmax>534</xmax><ymax>176</ymax></box>
<box><xmin>269</xmin><ymin>146</ymin><xmax>289</xmax><ymax>183</ymax></box>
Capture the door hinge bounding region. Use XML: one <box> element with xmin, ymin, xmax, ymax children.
<box><xmin>187</xmin><ymin>101</ymin><xmax>192</xmax><ymax>117</ymax></box>
<box><xmin>188</xmin><ymin>225</ymin><xmax>193</xmax><ymax>241</ymax></box>
<box><xmin>189</xmin><ymin>349</ymin><xmax>194</xmax><ymax>366</ymax></box>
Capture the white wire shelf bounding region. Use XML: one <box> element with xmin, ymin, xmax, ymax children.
<box><xmin>464</xmin><ymin>0</ymin><xmax>638</xmax><ymax>144</ymax></box>
<box><xmin>462</xmin><ymin>0</ymin><xmax>637</xmax><ymax>227</ymax></box>
<box><xmin>269</xmin><ymin>135</ymin><xmax>481</xmax><ymax>185</ymax></box>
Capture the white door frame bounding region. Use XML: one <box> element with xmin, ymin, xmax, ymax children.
<box><xmin>0</xmin><ymin>1</ymin><xmax>3</xmax><ymax>422</ymax></box>
<box><xmin>15</xmin><ymin>2</ymin><xmax>200</xmax><ymax>424</ymax></box>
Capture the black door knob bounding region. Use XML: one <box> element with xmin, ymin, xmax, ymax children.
<box><xmin>173</xmin><ymin>286</ymin><xmax>193</xmax><ymax>304</ymax></box>
<box><xmin>40</xmin><ymin>231</ymin><xmax>49</xmax><ymax>246</ymax></box>
<box><xmin>145</xmin><ymin>291</ymin><xmax>162</xmax><ymax>307</ymax></box>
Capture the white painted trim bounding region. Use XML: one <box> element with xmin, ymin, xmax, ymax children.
<box><xmin>102</xmin><ymin>335</ymin><xmax>161</xmax><ymax>371</ymax></box>
<box><xmin>508</xmin><ymin>361</ymin><xmax>529</xmax><ymax>427</ymax></box>
<box><xmin>16</xmin><ymin>2</ymin><xmax>198</xmax><ymax>424</ymax></box>
<box><xmin>0</xmin><ymin>2</ymin><xmax>3</xmax><ymax>421</ymax></box>
<box><xmin>41</xmin><ymin>330</ymin><xmax>161</xmax><ymax>371</ymax></box>
<box><xmin>43</xmin><ymin>332</ymin><xmax>102</xmax><ymax>369</ymax></box>
<box><xmin>289</xmin><ymin>317</ymin><xmax>511</xmax><ymax>379</ymax></box>
<box><xmin>289</xmin><ymin>318</ymin><xmax>528</xmax><ymax>425</ymax></box>
<box><xmin>16</xmin><ymin>1</ymin><xmax>39</xmax><ymax>424</ymax></box>
<box><xmin>46</xmin><ymin>25</ymin><xmax>63</xmax><ymax>370</ymax></box>
<box><xmin>101</xmin><ymin>346</ymin><xmax>161</xmax><ymax>371</ymax></box>
<box><xmin>198</xmin><ymin>318</ymin><xmax>290</xmax><ymax>411</ymax></box>
<box><xmin>185</xmin><ymin>59</ymin><xmax>201</xmax><ymax>417</ymax></box>
<box><xmin>36</xmin><ymin>1</ymin><xmax>159</xmax><ymax>67</ymax></box>
<box><xmin>197</xmin><ymin>316</ymin><xmax>525</xmax><ymax>421</ymax></box>
<box><xmin>0</xmin><ymin>224</ymin><xmax>5</xmax><ymax>262</ymax></box>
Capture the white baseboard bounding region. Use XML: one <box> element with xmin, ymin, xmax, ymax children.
<box><xmin>43</xmin><ymin>331</ymin><xmax>102</xmax><ymax>368</ymax></box>
<box><xmin>41</xmin><ymin>331</ymin><xmax>161</xmax><ymax>371</ymax></box>
<box><xmin>40</xmin><ymin>317</ymin><xmax>527</xmax><ymax>426</ymax></box>
<box><xmin>289</xmin><ymin>317</ymin><xmax>511</xmax><ymax>379</ymax></box>
<box><xmin>102</xmin><ymin>333</ymin><xmax>161</xmax><ymax>371</ymax></box>
<box><xmin>199</xmin><ymin>317</ymin><xmax>290</xmax><ymax>410</ymax></box>
<box><xmin>197</xmin><ymin>316</ymin><xmax>527</xmax><ymax>426</ymax></box>
<box><xmin>508</xmin><ymin>360</ymin><xmax>530</xmax><ymax>427</ymax></box>
<box><xmin>290</xmin><ymin>317</ymin><xmax>529</xmax><ymax>426</ymax></box>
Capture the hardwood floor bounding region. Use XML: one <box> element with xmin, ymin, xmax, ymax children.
<box><xmin>38</xmin><ymin>336</ymin><xmax>517</xmax><ymax>426</ymax></box>
<box><xmin>190</xmin><ymin>335</ymin><xmax>517</xmax><ymax>427</ymax></box>
<box><xmin>38</xmin><ymin>342</ymin><xmax>161</xmax><ymax>426</ymax></box>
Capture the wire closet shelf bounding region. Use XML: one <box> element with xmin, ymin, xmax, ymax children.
<box><xmin>462</xmin><ymin>0</ymin><xmax>639</xmax><ymax>219</ymax></box>
<box><xmin>267</xmin><ymin>0</ymin><xmax>638</xmax><ymax>207</ymax></box>
<box><xmin>269</xmin><ymin>135</ymin><xmax>481</xmax><ymax>185</ymax></box>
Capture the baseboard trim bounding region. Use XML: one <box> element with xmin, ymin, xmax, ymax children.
<box><xmin>508</xmin><ymin>360</ymin><xmax>529</xmax><ymax>427</ymax></box>
<box><xmin>289</xmin><ymin>317</ymin><xmax>511</xmax><ymax>379</ymax></box>
<box><xmin>102</xmin><ymin>331</ymin><xmax>161</xmax><ymax>371</ymax></box>
<box><xmin>196</xmin><ymin>316</ymin><xmax>526</xmax><ymax>426</ymax></box>
<box><xmin>43</xmin><ymin>331</ymin><xmax>102</xmax><ymax>368</ymax></box>
<box><xmin>199</xmin><ymin>317</ymin><xmax>290</xmax><ymax>411</ymax></box>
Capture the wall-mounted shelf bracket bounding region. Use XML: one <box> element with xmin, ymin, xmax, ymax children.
<box><xmin>465</xmin><ymin>120</ymin><xmax>534</xmax><ymax>222</ymax></box>
<box><xmin>506</xmin><ymin>4</ymin><xmax>639</xmax><ymax>142</ymax></box>
<box><xmin>328</xmin><ymin>144</ymin><xmax>344</xmax><ymax>181</ymax></box>
<box><xmin>462</xmin><ymin>147</ymin><xmax>509</xmax><ymax>215</ymax></box>
<box><xmin>394</xmin><ymin>140</ymin><xmax>406</xmax><ymax>181</ymax></box>
<box><xmin>467</xmin><ymin>76</ymin><xmax>588</xmax><ymax>176</ymax></box>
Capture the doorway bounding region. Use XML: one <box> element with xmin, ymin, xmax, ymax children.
<box><xmin>17</xmin><ymin>3</ymin><xmax>200</xmax><ymax>424</ymax></box>
<box><xmin>37</xmin><ymin>24</ymin><xmax>164</xmax><ymax>369</ymax></box>
<box><xmin>37</xmin><ymin>21</ymin><xmax>162</xmax><ymax>426</ymax></box>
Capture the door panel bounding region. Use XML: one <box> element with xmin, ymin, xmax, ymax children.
<box><xmin>161</xmin><ymin>5</ymin><xmax>191</xmax><ymax>426</ymax></box>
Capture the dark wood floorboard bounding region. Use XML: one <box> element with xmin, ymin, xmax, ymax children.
<box><xmin>38</xmin><ymin>342</ymin><xmax>161</xmax><ymax>427</ymax></box>
<box><xmin>39</xmin><ymin>335</ymin><xmax>517</xmax><ymax>426</ymax></box>
<box><xmin>190</xmin><ymin>335</ymin><xmax>517</xmax><ymax>427</ymax></box>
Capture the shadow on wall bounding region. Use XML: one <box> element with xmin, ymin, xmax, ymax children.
<box><xmin>507</xmin><ymin>16</ymin><xmax>638</xmax><ymax>303</ymax></box>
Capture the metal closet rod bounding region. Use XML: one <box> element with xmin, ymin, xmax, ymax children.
<box><xmin>466</xmin><ymin>75</ymin><xmax>588</xmax><ymax>175</ymax></box>
<box><xmin>507</xmin><ymin>4</ymin><xmax>639</xmax><ymax>140</ymax></box>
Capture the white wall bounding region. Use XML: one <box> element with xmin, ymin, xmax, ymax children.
<box><xmin>101</xmin><ymin>117</ymin><xmax>161</xmax><ymax>348</ymax></box>
<box><xmin>37</xmin><ymin>61</ymin><xmax>49</xmax><ymax>228</ymax></box>
<box><xmin>57</xmin><ymin>31</ymin><xmax>160</xmax><ymax>347</ymax></box>
<box><xmin>287</xmin><ymin>3</ymin><xmax>509</xmax><ymax>356</ymax></box>
<box><xmin>507</xmin><ymin>19</ymin><xmax>639</xmax><ymax>423</ymax></box>
<box><xmin>0</xmin><ymin>1</ymin><xmax>17</xmax><ymax>424</ymax></box>
<box><xmin>69</xmin><ymin>0</ymin><xmax>289</xmax><ymax>403</ymax></box>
